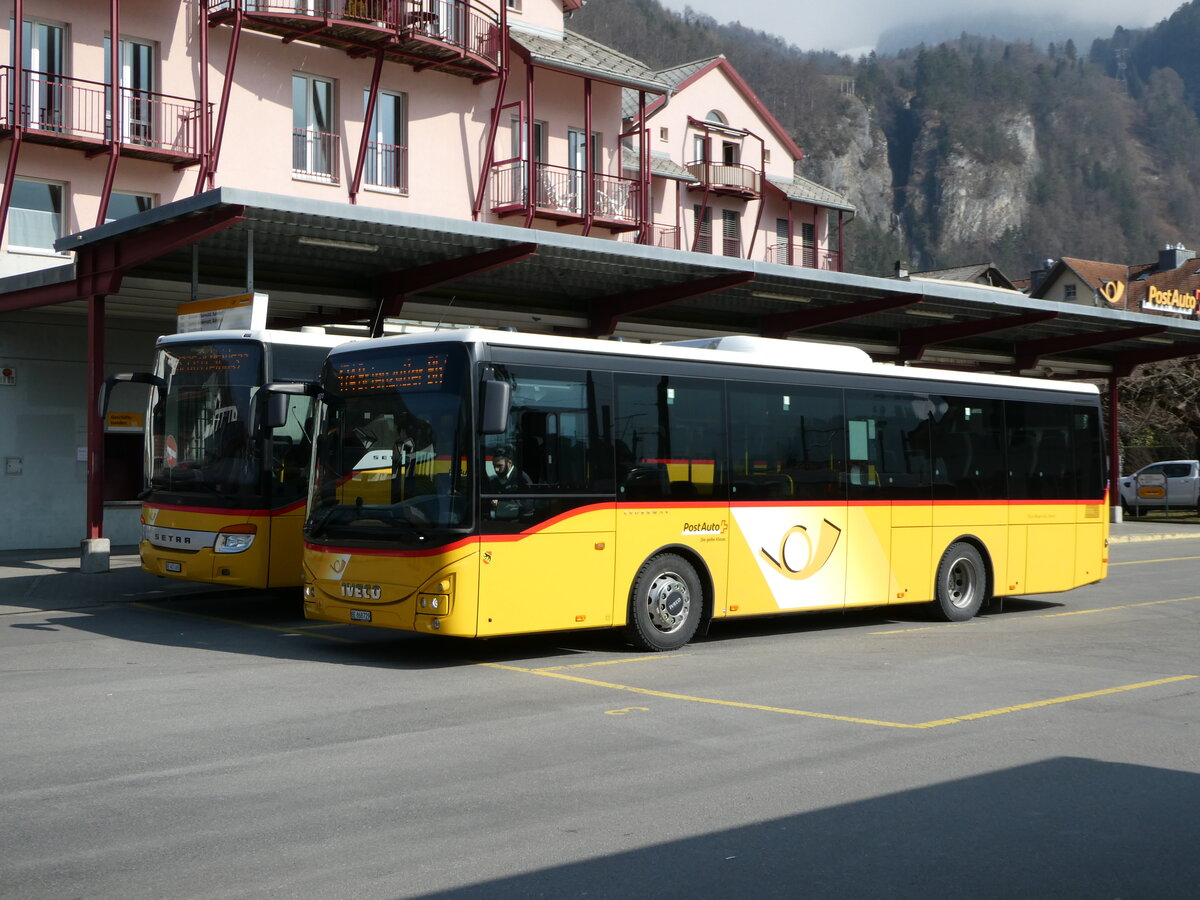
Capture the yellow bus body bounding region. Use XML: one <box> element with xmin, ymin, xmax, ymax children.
<box><xmin>302</xmin><ymin>498</ymin><xmax>1107</xmax><ymax>637</ymax></box>
<box><xmin>141</xmin><ymin>500</ymin><xmax>307</xmax><ymax>590</ymax></box>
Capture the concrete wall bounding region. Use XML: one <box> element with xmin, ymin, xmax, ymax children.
<box><xmin>0</xmin><ymin>310</ymin><xmax>162</xmax><ymax>551</ymax></box>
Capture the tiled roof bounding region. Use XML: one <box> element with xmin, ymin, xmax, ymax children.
<box><xmin>621</xmin><ymin>147</ymin><xmax>696</xmax><ymax>181</ymax></box>
<box><xmin>765</xmin><ymin>174</ymin><xmax>855</xmax><ymax>213</ymax></box>
<box><xmin>1060</xmin><ymin>257</ymin><xmax>1133</xmax><ymax>290</ymax></box>
<box><xmin>911</xmin><ymin>263</ymin><xmax>1017</xmax><ymax>290</ymax></box>
<box><xmin>620</xmin><ymin>57</ymin><xmax>720</xmax><ymax>118</ymax></box>
<box><xmin>512</xmin><ymin>29</ymin><xmax>670</xmax><ymax>94</ymax></box>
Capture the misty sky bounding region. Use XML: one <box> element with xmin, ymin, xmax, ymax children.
<box><xmin>653</xmin><ymin>0</ymin><xmax>1186</xmax><ymax>54</ymax></box>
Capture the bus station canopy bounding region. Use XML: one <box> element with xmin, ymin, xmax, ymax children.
<box><xmin>5</xmin><ymin>187</ymin><xmax>1200</xmax><ymax>379</ymax></box>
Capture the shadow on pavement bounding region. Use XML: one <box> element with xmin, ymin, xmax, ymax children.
<box><xmin>418</xmin><ymin>757</ymin><xmax>1200</xmax><ymax>899</ymax></box>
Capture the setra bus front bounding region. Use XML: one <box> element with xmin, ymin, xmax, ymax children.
<box><xmin>140</xmin><ymin>336</ymin><xmax>313</xmax><ymax>588</ymax></box>
<box><xmin>301</xmin><ymin>340</ymin><xmax>482</xmax><ymax>635</ymax></box>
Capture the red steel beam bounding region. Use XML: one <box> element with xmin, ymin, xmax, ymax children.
<box><xmin>588</xmin><ymin>272</ymin><xmax>753</xmax><ymax>337</ymax></box>
<box><xmin>371</xmin><ymin>241</ymin><xmax>539</xmax><ymax>332</ymax></box>
<box><xmin>349</xmin><ymin>49</ymin><xmax>385</xmax><ymax>206</ymax></box>
<box><xmin>0</xmin><ymin>205</ymin><xmax>246</xmax><ymax>314</ymax></box>
<box><xmin>1110</xmin><ymin>341</ymin><xmax>1200</xmax><ymax>378</ymax></box>
<box><xmin>86</xmin><ymin>294</ymin><xmax>106</xmax><ymax>540</ymax></box>
<box><xmin>761</xmin><ymin>294</ymin><xmax>923</xmax><ymax>339</ymax></box>
<box><xmin>1014</xmin><ymin>325</ymin><xmax>1168</xmax><ymax>371</ymax></box>
<box><xmin>896</xmin><ymin>311</ymin><xmax>1059</xmax><ymax>362</ymax></box>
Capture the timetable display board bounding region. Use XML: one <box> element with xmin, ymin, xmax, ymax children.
<box><xmin>331</xmin><ymin>351</ymin><xmax>451</xmax><ymax>394</ymax></box>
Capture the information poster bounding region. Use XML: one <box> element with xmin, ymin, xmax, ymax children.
<box><xmin>177</xmin><ymin>292</ymin><xmax>268</xmax><ymax>333</ymax></box>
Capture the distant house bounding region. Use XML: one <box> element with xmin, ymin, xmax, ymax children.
<box><xmin>1030</xmin><ymin>245</ymin><xmax>1199</xmax><ymax>318</ymax></box>
<box><xmin>905</xmin><ymin>263</ymin><xmax>1019</xmax><ymax>291</ymax></box>
<box><xmin>623</xmin><ymin>55</ymin><xmax>855</xmax><ymax>269</ymax></box>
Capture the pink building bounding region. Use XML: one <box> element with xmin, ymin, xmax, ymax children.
<box><xmin>0</xmin><ymin>0</ymin><xmax>852</xmax><ymax>277</ymax></box>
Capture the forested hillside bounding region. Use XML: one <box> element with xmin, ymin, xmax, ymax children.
<box><xmin>571</xmin><ymin>0</ymin><xmax>1200</xmax><ymax>280</ymax></box>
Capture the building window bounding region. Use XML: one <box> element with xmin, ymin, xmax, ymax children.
<box><xmin>21</xmin><ymin>19</ymin><xmax>66</xmax><ymax>131</ymax></box>
<box><xmin>506</xmin><ymin>0</ymin><xmax>522</xmax><ymax>10</ymax></box>
<box><xmin>104</xmin><ymin>192</ymin><xmax>154</xmax><ymax>224</ymax></box>
<box><xmin>774</xmin><ymin>217</ymin><xmax>789</xmax><ymax>264</ymax></box>
<box><xmin>292</xmin><ymin>73</ymin><xmax>337</xmax><ymax>180</ymax></box>
<box><xmin>364</xmin><ymin>90</ymin><xmax>407</xmax><ymax>193</ymax></box>
<box><xmin>104</xmin><ymin>37</ymin><xmax>157</xmax><ymax>144</ymax></box>
<box><xmin>659</xmin><ymin>127</ymin><xmax>669</xmax><ymax>142</ymax></box>
<box><xmin>1064</xmin><ymin>284</ymin><xmax>1077</xmax><ymax>301</ymax></box>
<box><xmin>693</xmin><ymin>204</ymin><xmax>712</xmax><ymax>254</ymax></box>
<box><xmin>722</xmin><ymin>209</ymin><xmax>741</xmax><ymax>257</ymax></box>
<box><xmin>8</xmin><ymin>178</ymin><xmax>66</xmax><ymax>253</ymax></box>
<box><xmin>763</xmin><ymin>148</ymin><xmax>771</xmax><ymax>164</ymax></box>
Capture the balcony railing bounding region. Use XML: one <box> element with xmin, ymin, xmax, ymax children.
<box><xmin>768</xmin><ymin>241</ymin><xmax>843</xmax><ymax>271</ymax></box>
<box><xmin>490</xmin><ymin>161</ymin><xmax>639</xmax><ymax>227</ymax></box>
<box><xmin>686</xmin><ymin>160</ymin><xmax>761</xmax><ymax>198</ymax></box>
<box><xmin>293</xmin><ymin>127</ymin><xmax>340</xmax><ymax>181</ymax></box>
<box><xmin>620</xmin><ymin>223</ymin><xmax>680</xmax><ymax>249</ymax></box>
<box><xmin>0</xmin><ymin>66</ymin><xmax>203</xmax><ymax>161</ymax></box>
<box><xmin>364</xmin><ymin>141</ymin><xmax>408</xmax><ymax>192</ymax></box>
<box><xmin>208</xmin><ymin>1</ymin><xmax>502</xmax><ymax>74</ymax></box>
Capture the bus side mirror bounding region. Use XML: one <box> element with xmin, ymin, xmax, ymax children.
<box><xmin>266</xmin><ymin>392</ymin><xmax>290</xmax><ymax>429</ymax></box>
<box><xmin>262</xmin><ymin>382</ymin><xmax>321</xmax><ymax>429</ymax></box>
<box><xmin>99</xmin><ymin>371</ymin><xmax>165</xmax><ymax>418</ymax></box>
<box><xmin>481</xmin><ymin>380</ymin><xmax>511</xmax><ymax>435</ymax></box>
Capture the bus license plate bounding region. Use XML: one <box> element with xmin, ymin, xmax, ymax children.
<box><xmin>165</xmin><ymin>561</ymin><xmax>182</xmax><ymax>573</ymax></box>
<box><xmin>350</xmin><ymin>609</ymin><xmax>372</xmax><ymax>623</ymax></box>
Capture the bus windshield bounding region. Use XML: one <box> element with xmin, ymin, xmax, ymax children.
<box><xmin>307</xmin><ymin>343</ymin><xmax>472</xmax><ymax>542</ymax></box>
<box><xmin>147</xmin><ymin>341</ymin><xmax>267</xmax><ymax>503</ymax></box>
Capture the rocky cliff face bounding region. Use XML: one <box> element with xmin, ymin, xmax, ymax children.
<box><xmin>801</xmin><ymin>93</ymin><xmax>895</xmax><ymax>232</ymax></box>
<box><xmin>904</xmin><ymin>113</ymin><xmax>1040</xmax><ymax>262</ymax></box>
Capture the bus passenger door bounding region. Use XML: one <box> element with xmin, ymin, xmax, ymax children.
<box><xmin>476</xmin><ymin>365</ymin><xmax>616</xmax><ymax>636</ymax></box>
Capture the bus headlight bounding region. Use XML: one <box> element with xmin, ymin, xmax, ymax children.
<box><xmin>417</xmin><ymin>593</ymin><xmax>452</xmax><ymax>615</ymax></box>
<box><xmin>214</xmin><ymin>527</ymin><xmax>256</xmax><ymax>553</ymax></box>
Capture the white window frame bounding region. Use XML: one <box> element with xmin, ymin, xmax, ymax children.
<box><xmin>292</xmin><ymin>72</ymin><xmax>337</xmax><ymax>182</ymax></box>
<box><xmin>363</xmin><ymin>89</ymin><xmax>408</xmax><ymax>195</ymax></box>
<box><xmin>20</xmin><ymin>18</ymin><xmax>67</xmax><ymax>132</ymax></box>
<box><xmin>7</xmin><ymin>177</ymin><xmax>69</xmax><ymax>256</ymax></box>
<box><xmin>104</xmin><ymin>191</ymin><xmax>155</xmax><ymax>225</ymax></box>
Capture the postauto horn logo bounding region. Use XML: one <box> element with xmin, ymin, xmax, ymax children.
<box><xmin>759</xmin><ymin>520</ymin><xmax>842</xmax><ymax>581</ymax></box>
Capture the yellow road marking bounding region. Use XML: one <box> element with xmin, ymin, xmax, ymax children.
<box><xmin>130</xmin><ymin>601</ymin><xmax>357</xmax><ymax>642</ymax></box>
<box><xmin>534</xmin><ymin>655</ymin><xmax>678</xmax><ymax>672</ymax></box>
<box><xmin>484</xmin><ymin>663</ymin><xmax>1196</xmax><ymax>729</ymax></box>
<box><xmin>871</xmin><ymin>594</ymin><xmax>1200</xmax><ymax>634</ymax></box>
<box><xmin>1111</xmin><ymin>556</ymin><xmax>1200</xmax><ymax>565</ymax></box>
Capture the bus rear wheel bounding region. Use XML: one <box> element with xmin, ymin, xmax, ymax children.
<box><xmin>625</xmin><ymin>553</ymin><xmax>702</xmax><ymax>651</ymax></box>
<box><xmin>933</xmin><ymin>541</ymin><xmax>986</xmax><ymax>622</ymax></box>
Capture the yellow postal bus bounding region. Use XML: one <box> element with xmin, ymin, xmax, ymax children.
<box><xmin>295</xmin><ymin>329</ymin><xmax>1108</xmax><ymax>649</ymax></box>
<box><xmin>108</xmin><ymin>330</ymin><xmax>350</xmax><ymax>589</ymax></box>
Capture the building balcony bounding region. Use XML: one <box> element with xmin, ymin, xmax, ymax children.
<box><xmin>620</xmin><ymin>223</ymin><xmax>680</xmax><ymax>249</ymax></box>
<box><xmin>490</xmin><ymin>161</ymin><xmax>640</xmax><ymax>231</ymax></box>
<box><xmin>767</xmin><ymin>240</ymin><xmax>843</xmax><ymax>272</ymax></box>
<box><xmin>363</xmin><ymin>141</ymin><xmax>408</xmax><ymax>192</ymax></box>
<box><xmin>208</xmin><ymin>1</ymin><xmax>502</xmax><ymax>81</ymax></box>
<box><xmin>685</xmin><ymin>160</ymin><xmax>761</xmax><ymax>199</ymax></box>
<box><xmin>292</xmin><ymin>127</ymin><xmax>340</xmax><ymax>182</ymax></box>
<box><xmin>0</xmin><ymin>67</ymin><xmax>204</xmax><ymax>165</ymax></box>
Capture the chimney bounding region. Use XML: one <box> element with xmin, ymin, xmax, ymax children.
<box><xmin>1158</xmin><ymin>243</ymin><xmax>1194</xmax><ymax>272</ymax></box>
<box><xmin>894</xmin><ymin>260</ymin><xmax>910</xmax><ymax>279</ymax></box>
<box><xmin>1030</xmin><ymin>258</ymin><xmax>1056</xmax><ymax>294</ymax></box>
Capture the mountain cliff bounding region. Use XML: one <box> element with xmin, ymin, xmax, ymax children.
<box><xmin>571</xmin><ymin>0</ymin><xmax>1200</xmax><ymax>279</ymax></box>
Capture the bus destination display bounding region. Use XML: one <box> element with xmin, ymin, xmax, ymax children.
<box><xmin>333</xmin><ymin>352</ymin><xmax>449</xmax><ymax>394</ymax></box>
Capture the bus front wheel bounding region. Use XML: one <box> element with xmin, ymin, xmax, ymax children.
<box><xmin>625</xmin><ymin>553</ymin><xmax>702</xmax><ymax>651</ymax></box>
<box><xmin>933</xmin><ymin>541</ymin><xmax>986</xmax><ymax>622</ymax></box>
